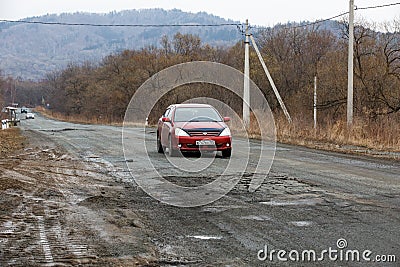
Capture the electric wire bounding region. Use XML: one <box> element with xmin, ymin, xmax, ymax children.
<box><xmin>0</xmin><ymin>19</ymin><xmax>240</xmax><ymax>27</ymax></box>
<box><xmin>356</xmin><ymin>2</ymin><xmax>400</xmax><ymax>10</ymax></box>
<box><xmin>253</xmin><ymin>2</ymin><xmax>400</xmax><ymax>30</ymax></box>
<box><xmin>0</xmin><ymin>2</ymin><xmax>398</xmax><ymax>32</ymax></box>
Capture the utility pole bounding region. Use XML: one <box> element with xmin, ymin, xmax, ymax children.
<box><xmin>314</xmin><ymin>76</ymin><xmax>317</xmax><ymax>129</ymax></box>
<box><xmin>243</xmin><ymin>19</ymin><xmax>250</xmax><ymax>129</ymax></box>
<box><xmin>347</xmin><ymin>0</ymin><xmax>355</xmax><ymax>126</ymax></box>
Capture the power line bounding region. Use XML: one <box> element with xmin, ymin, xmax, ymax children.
<box><xmin>356</xmin><ymin>2</ymin><xmax>400</xmax><ymax>10</ymax></box>
<box><xmin>253</xmin><ymin>1</ymin><xmax>400</xmax><ymax>30</ymax></box>
<box><xmin>0</xmin><ymin>19</ymin><xmax>240</xmax><ymax>27</ymax></box>
<box><xmin>277</xmin><ymin>12</ymin><xmax>350</xmax><ymax>30</ymax></box>
<box><xmin>0</xmin><ymin>2</ymin><xmax>398</xmax><ymax>30</ymax></box>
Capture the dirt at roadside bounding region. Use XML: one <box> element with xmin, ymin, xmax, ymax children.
<box><xmin>0</xmin><ymin>129</ymin><xmax>157</xmax><ymax>266</ymax></box>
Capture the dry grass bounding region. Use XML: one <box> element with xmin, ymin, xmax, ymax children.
<box><xmin>275</xmin><ymin>115</ymin><xmax>400</xmax><ymax>152</ymax></box>
<box><xmin>36</xmin><ymin>106</ymin><xmax>124</xmax><ymax>126</ymax></box>
<box><xmin>0</xmin><ymin>127</ymin><xmax>25</xmax><ymax>156</ymax></box>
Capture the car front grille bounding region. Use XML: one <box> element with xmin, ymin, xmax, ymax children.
<box><xmin>188</xmin><ymin>131</ymin><xmax>221</xmax><ymax>137</ymax></box>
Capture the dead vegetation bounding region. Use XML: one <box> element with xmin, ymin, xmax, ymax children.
<box><xmin>0</xmin><ymin>128</ymin><xmax>25</xmax><ymax>156</ymax></box>
<box><xmin>276</xmin><ymin>115</ymin><xmax>400</xmax><ymax>154</ymax></box>
<box><xmin>35</xmin><ymin>106</ymin><xmax>123</xmax><ymax>126</ymax></box>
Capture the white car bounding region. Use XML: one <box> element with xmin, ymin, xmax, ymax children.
<box><xmin>26</xmin><ymin>112</ymin><xmax>35</xmax><ymax>119</ymax></box>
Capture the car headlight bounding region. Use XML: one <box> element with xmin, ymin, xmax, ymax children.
<box><xmin>175</xmin><ymin>128</ymin><xmax>189</xmax><ymax>136</ymax></box>
<box><xmin>219</xmin><ymin>127</ymin><xmax>231</xmax><ymax>136</ymax></box>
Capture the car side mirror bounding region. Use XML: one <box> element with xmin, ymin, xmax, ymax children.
<box><xmin>223</xmin><ymin>117</ymin><xmax>231</xmax><ymax>122</ymax></box>
<box><xmin>162</xmin><ymin>117</ymin><xmax>171</xmax><ymax>123</ymax></box>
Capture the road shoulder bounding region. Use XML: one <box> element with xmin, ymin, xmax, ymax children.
<box><xmin>0</xmin><ymin>128</ymin><xmax>157</xmax><ymax>265</ymax></box>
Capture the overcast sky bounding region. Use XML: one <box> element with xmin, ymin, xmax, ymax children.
<box><xmin>0</xmin><ymin>0</ymin><xmax>399</xmax><ymax>26</ymax></box>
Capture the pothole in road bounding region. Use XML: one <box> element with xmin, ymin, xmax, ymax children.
<box><xmin>40</xmin><ymin>128</ymin><xmax>95</xmax><ymax>133</ymax></box>
<box><xmin>162</xmin><ymin>174</ymin><xmax>219</xmax><ymax>187</ymax></box>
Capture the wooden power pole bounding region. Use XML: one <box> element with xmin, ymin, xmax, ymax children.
<box><xmin>243</xmin><ymin>19</ymin><xmax>250</xmax><ymax>129</ymax></box>
<box><xmin>347</xmin><ymin>0</ymin><xmax>355</xmax><ymax>126</ymax></box>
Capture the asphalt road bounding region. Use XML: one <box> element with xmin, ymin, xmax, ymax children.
<box><xmin>1</xmin><ymin>114</ymin><xmax>398</xmax><ymax>266</ymax></box>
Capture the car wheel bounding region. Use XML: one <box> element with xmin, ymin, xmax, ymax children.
<box><xmin>222</xmin><ymin>149</ymin><xmax>231</xmax><ymax>158</ymax></box>
<box><xmin>157</xmin><ymin>133</ymin><xmax>164</xmax><ymax>153</ymax></box>
<box><xmin>168</xmin><ymin>135</ymin><xmax>178</xmax><ymax>157</ymax></box>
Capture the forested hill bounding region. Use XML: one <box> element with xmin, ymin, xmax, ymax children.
<box><xmin>0</xmin><ymin>9</ymin><xmax>241</xmax><ymax>80</ymax></box>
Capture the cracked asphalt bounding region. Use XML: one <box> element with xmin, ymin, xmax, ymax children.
<box><xmin>0</xmin><ymin>114</ymin><xmax>399</xmax><ymax>266</ymax></box>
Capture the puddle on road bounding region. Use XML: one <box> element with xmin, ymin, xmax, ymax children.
<box><xmin>202</xmin><ymin>205</ymin><xmax>243</xmax><ymax>213</ymax></box>
<box><xmin>260</xmin><ymin>197</ymin><xmax>324</xmax><ymax>206</ymax></box>
<box><xmin>290</xmin><ymin>221</ymin><xmax>313</xmax><ymax>227</ymax></box>
<box><xmin>187</xmin><ymin>235</ymin><xmax>223</xmax><ymax>240</ymax></box>
<box><xmin>0</xmin><ymin>221</ymin><xmax>16</xmax><ymax>234</ymax></box>
<box><xmin>240</xmin><ymin>215</ymin><xmax>271</xmax><ymax>221</ymax></box>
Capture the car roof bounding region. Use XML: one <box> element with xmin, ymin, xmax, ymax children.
<box><xmin>168</xmin><ymin>103</ymin><xmax>213</xmax><ymax>109</ymax></box>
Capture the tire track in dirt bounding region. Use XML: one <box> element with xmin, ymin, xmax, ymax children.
<box><xmin>37</xmin><ymin>215</ymin><xmax>54</xmax><ymax>263</ymax></box>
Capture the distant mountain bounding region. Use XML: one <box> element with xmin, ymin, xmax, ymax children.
<box><xmin>0</xmin><ymin>9</ymin><xmax>242</xmax><ymax>80</ymax></box>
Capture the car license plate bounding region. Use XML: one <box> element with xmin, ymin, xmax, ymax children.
<box><xmin>196</xmin><ymin>140</ymin><xmax>215</xmax><ymax>146</ymax></box>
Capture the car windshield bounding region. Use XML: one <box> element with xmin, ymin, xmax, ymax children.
<box><xmin>174</xmin><ymin>107</ymin><xmax>222</xmax><ymax>122</ymax></box>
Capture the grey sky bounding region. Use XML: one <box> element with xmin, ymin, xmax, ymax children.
<box><xmin>0</xmin><ymin>0</ymin><xmax>399</xmax><ymax>26</ymax></box>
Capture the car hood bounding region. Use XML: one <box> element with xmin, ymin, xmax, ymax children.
<box><xmin>174</xmin><ymin>121</ymin><xmax>227</xmax><ymax>131</ymax></box>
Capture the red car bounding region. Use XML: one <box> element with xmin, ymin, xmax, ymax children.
<box><xmin>157</xmin><ymin>104</ymin><xmax>232</xmax><ymax>157</ymax></box>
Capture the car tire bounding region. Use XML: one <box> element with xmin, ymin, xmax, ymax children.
<box><xmin>222</xmin><ymin>149</ymin><xmax>231</xmax><ymax>158</ymax></box>
<box><xmin>168</xmin><ymin>135</ymin><xmax>178</xmax><ymax>157</ymax></box>
<box><xmin>157</xmin><ymin>133</ymin><xmax>164</xmax><ymax>153</ymax></box>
